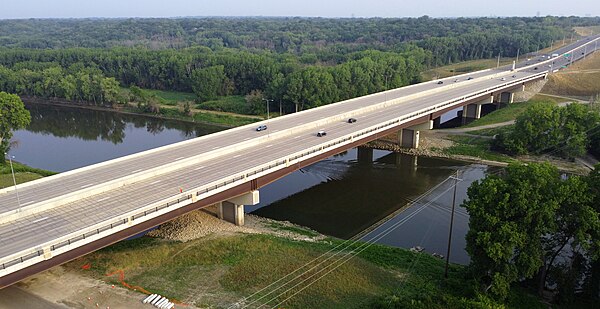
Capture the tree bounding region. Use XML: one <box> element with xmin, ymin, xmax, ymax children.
<box><xmin>0</xmin><ymin>92</ymin><xmax>31</xmax><ymax>162</ymax></box>
<box><xmin>493</xmin><ymin>103</ymin><xmax>600</xmax><ymax>158</ymax></box>
<box><xmin>191</xmin><ymin>65</ymin><xmax>226</xmax><ymax>101</ymax></box>
<box><xmin>464</xmin><ymin>163</ymin><xmax>561</xmax><ymax>299</ymax></box>
<box><xmin>464</xmin><ymin>162</ymin><xmax>600</xmax><ymax>301</ymax></box>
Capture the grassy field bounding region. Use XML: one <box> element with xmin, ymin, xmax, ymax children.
<box><xmin>440</xmin><ymin>135</ymin><xmax>516</xmax><ymax>164</ymax></box>
<box><xmin>0</xmin><ymin>161</ymin><xmax>55</xmax><ymax>189</ymax></box>
<box><xmin>197</xmin><ymin>95</ymin><xmax>253</xmax><ymax>115</ymax></box>
<box><xmin>462</xmin><ymin>99</ymin><xmax>557</xmax><ymax>128</ymax></box>
<box><xmin>143</xmin><ymin>89</ymin><xmax>197</xmax><ymax>106</ymax></box>
<box><xmin>573</xmin><ymin>26</ymin><xmax>600</xmax><ymax>36</ymax></box>
<box><xmin>65</xmin><ymin>233</ymin><xmax>543</xmax><ymax>309</ymax></box>
<box><xmin>542</xmin><ymin>51</ymin><xmax>600</xmax><ymax>97</ymax></box>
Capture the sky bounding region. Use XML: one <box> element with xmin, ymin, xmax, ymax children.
<box><xmin>1</xmin><ymin>0</ymin><xmax>599</xmax><ymax>19</ymax></box>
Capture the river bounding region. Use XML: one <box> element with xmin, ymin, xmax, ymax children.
<box><xmin>11</xmin><ymin>103</ymin><xmax>491</xmax><ymax>265</ymax></box>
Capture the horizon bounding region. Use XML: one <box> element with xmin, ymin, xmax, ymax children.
<box><xmin>2</xmin><ymin>0</ymin><xmax>599</xmax><ymax>19</ymax></box>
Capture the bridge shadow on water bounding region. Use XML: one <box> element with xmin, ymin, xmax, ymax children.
<box><xmin>250</xmin><ymin>149</ymin><xmax>464</xmax><ymax>239</ymax></box>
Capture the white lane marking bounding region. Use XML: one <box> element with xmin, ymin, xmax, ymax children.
<box><xmin>233</xmin><ymin>154</ymin><xmax>242</xmax><ymax>158</ymax></box>
<box><xmin>265</xmin><ymin>144</ymin><xmax>273</xmax><ymax>148</ymax></box>
<box><xmin>293</xmin><ymin>136</ymin><xmax>302</xmax><ymax>139</ymax></box>
<box><xmin>33</xmin><ymin>217</ymin><xmax>48</xmax><ymax>223</ymax></box>
<box><xmin>174</xmin><ymin>156</ymin><xmax>185</xmax><ymax>161</ymax></box>
<box><xmin>150</xmin><ymin>180</ymin><xmax>162</xmax><ymax>185</ymax></box>
<box><xmin>22</xmin><ymin>200</ymin><xmax>36</xmax><ymax>206</ymax></box>
<box><xmin>243</xmin><ymin>137</ymin><xmax>251</xmax><ymax>141</ymax></box>
<box><xmin>131</xmin><ymin>169</ymin><xmax>142</xmax><ymax>173</ymax></box>
<box><xmin>98</xmin><ymin>197</ymin><xmax>111</xmax><ymax>202</ymax></box>
<box><xmin>194</xmin><ymin>166</ymin><xmax>206</xmax><ymax>170</ymax></box>
<box><xmin>212</xmin><ymin>146</ymin><xmax>221</xmax><ymax>150</ymax></box>
<box><xmin>80</xmin><ymin>184</ymin><xmax>94</xmax><ymax>189</ymax></box>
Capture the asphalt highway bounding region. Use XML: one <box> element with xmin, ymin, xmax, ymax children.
<box><xmin>1</xmin><ymin>35</ymin><xmax>598</xmax><ymax>269</ymax></box>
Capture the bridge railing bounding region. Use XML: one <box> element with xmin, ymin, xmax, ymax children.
<box><xmin>0</xmin><ymin>67</ymin><xmax>552</xmax><ymax>277</ymax></box>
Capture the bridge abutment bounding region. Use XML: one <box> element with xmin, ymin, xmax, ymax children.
<box><xmin>217</xmin><ymin>191</ymin><xmax>260</xmax><ymax>226</ymax></box>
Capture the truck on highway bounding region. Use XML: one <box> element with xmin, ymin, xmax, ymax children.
<box><xmin>551</xmin><ymin>53</ymin><xmax>559</xmax><ymax>58</ymax></box>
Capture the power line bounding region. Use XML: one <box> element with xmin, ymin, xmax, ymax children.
<box><xmin>233</xmin><ymin>176</ymin><xmax>455</xmax><ymax>309</ymax></box>
<box><xmin>264</xmin><ymin>183</ymin><xmax>459</xmax><ymax>309</ymax></box>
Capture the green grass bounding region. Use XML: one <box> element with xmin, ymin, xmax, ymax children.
<box><xmin>462</xmin><ymin>99</ymin><xmax>557</xmax><ymax>128</ymax></box>
<box><xmin>197</xmin><ymin>95</ymin><xmax>253</xmax><ymax>115</ymax></box>
<box><xmin>192</xmin><ymin>111</ymin><xmax>260</xmax><ymax>127</ymax></box>
<box><xmin>143</xmin><ymin>89</ymin><xmax>196</xmax><ymax>105</ymax></box>
<box><xmin>442</xmin><ymin>136</ymin><xmax>516</xmax><ymax>163</ymax></box>
<box><xmin>65</xmin><ymin>233</ymin><xmax>544</xmax><ymax>309</ymax></box>
<box><xmin>0</xmin><ymin>162</ymin><xmax>55</xmax><ymax>189</ymax></box>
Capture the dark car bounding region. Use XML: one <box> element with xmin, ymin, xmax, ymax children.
<box><xmin>534</xmin><ymin>67</ymin><xmax>538</xmax><ymax>70</ymax></box>
<box><xmin>317</xmin><ymin>130</ymin><xmax>327</xmax><ymax>137</ymax></box>
<box><xmin>437</xmin><ymin>81</ymin><xmax>443</xmax><ymax>84</ymax></box>
<box><xmin>467</xmin><ymin>77</ymin><xmax>474</xmax><ymax>80</ymax></box>
<box><xmin>256</xmin><ymin>125</ymin><xmax>267</xmax><ymax>131</ymax></box>
<box><xmin>347</xmin><ymin>118</ymin><xmax>357</xmax><ymax>123</ymax></box>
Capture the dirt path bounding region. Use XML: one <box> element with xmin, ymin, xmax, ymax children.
<box><xmin>436</xmin><ymin>120</ymin><xmax>515</xmax><ymax>134</ymax></box>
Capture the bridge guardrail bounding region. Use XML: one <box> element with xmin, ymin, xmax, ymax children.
<box><xmin>0</xmin><ymin>68</ymin><xmax>549</xmax><ymax>276</ymax></box>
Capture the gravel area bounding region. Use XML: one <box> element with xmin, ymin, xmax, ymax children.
<box><xmin>147</xmin><ymin>205</ymin><xmax>326</xmax><ymax>243</ymax></box>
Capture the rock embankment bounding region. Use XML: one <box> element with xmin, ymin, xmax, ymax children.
<box><xmin>147</xmin><ymin>205</ymin><xmax>325</xmax><ymax>242</ymax></box>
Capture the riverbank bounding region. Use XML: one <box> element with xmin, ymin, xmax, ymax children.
<box><xmin>0</xmin><ymin>161</ymin><xmax>55</xmax><ymax>189</ymax></box>
<box><xmin>20</xmin><ymin>96</ymin><xmax>261</xmax><ymax>128</ymax></box>
<box><xmin>6</xmin><ymin>207</ymin><xmax>543</xmax><ymax>309</ymax></box>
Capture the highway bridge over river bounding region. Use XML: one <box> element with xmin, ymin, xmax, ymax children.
<box><xmin>1</xmin><ymin>35</ymin><xmax>599</xmax><ymax>288</ymax></box>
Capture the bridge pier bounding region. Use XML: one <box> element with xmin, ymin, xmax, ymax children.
<box><xmin>462</xmin><ymin>95</ymin><xmax>494</xmax><ymax>120</ymax></box>
<box><xmin>499</xmin><ymin>91</ymin><xmax>514</xmax><ymax>104</ymax></box>
<box><xmin>357</xmin><ymin>146</ymin><xmax>373</xmax><ymax>164</ymax></box>
<box><xmin>397</xmin><ymin>121</ymin><xmax>432</xmax><ymax>149</ymax></box>
<box><xmin>217</xmin><ymin>191</ymin><xmax>259</xmax><ymax>226</ymax></box>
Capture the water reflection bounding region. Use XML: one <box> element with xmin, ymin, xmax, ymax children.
<box><xmin>251</xmin><ymin>148</ymin><xmax>466</xmax><ymax>239</ymax></box>
<box><xmin>11</xmin><ymin>103</ymin><xmax>222</xmax><ymax>172</ymax></box>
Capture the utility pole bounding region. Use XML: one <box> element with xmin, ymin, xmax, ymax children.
<box><xmin>262</xmin><ymin>98</ymin><xmax>273</xmax><ymax>120</ymax></box>
<box><xmin>515</xmin><ymin>48</ymin><xmax>520</xmax><ymax>63</ymax></box>
<box><xmin>279</xmin><ymin>99</ymin><xmax>282</xmax><ymax>116</ymax></box>
<box><xmin>496</xmin><ymin>52</ymin><xmax>501</xmax><ymax>68</ymax></box>
<box><xmin>444</xmin><ymin>170</ymin><xmax>460</xmax><ymax>278</ymax></box>
<box><xmin>5</xmin><ymin>153</ymin><xmax>21</xmax><ymax>211</ymax></box>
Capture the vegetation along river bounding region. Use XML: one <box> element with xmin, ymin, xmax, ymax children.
<box><xmin>12</xmin><ymin>103</ymin><xmax>492</xmax><ymax>265</ymax></box>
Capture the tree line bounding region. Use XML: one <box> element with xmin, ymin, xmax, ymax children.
<box><xmin>0</xmin><ymin>47</ymin><xmax>426</xmax><ymax>112</ymax></box>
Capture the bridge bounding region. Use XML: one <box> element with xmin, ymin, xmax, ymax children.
<box><xmin>1</xmin><ymin>35</ymin><xmax>599</xmax><ymax>288</ymax></box>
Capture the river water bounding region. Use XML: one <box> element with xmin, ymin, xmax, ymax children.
<box><xmin>11</xmin><ymin>103</ymin><xmax>491</xmax><ymax>265</ymax></box>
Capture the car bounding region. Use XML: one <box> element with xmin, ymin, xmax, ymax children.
<box><xmin>512</xmin><ymin>75</ymin><xmax>517</xmax><ymax>78</ymax></box>
<box><xmin>582</xmin><ymin>52</ymin><xmax>585</xmax><ymax>55</ymax></box>
<box><xmin>454</xmin><ymin>79</ymin><xmax>459</xmax><ymax>83</ymax></box>
<box><xmin>547</xmin><ymin>64</ymin><xmax>552</xmax><ymax>67</ymax></box>
<box><xmin>500</xmin><ymin>77</ymin><xmax>506</xmax><ymax>81</ymax></box>
<box><xmin>256</xmin><ymin>125</ymin><xmax>267</xmax><ymax>131</ymax></box>
<box><xmin>534</xmin><ymin>67</ymin><xmax>538</xmax><ymax>70</ymax></box>
<box><xmin>437</xmin><ymin>81</ymin><xmax>443</xmax><ymax>84</ymax></box>
<box><xmin>347</xmin><ymin>118</ymin><xmax>357</xmax><ymax>123</ymax></box>
<box><xmin>317</xmin><ymin>130</ymin><xmax>327</xmax><ymax>137</ymax></box>
<box><xmin>467</xmin><ymin>77</ymin><xmax>474</xmax><ymax>80</ymax></box>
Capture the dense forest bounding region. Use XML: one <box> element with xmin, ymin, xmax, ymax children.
<box><xmin>0</xmin><ymin>16</ymin><xmax>598</xmax><ymax>112</ymax></box>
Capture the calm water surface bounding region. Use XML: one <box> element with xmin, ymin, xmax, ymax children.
<box><xmin>12</xmin><ymin>103</ymin><xmax>492</xmax><ymax>264</ymax></box>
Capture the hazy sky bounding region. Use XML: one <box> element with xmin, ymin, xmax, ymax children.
<box><xmin>1</xmin><ymin>0</ymin><xmax>599</xmax><ymax>19</ymax></box>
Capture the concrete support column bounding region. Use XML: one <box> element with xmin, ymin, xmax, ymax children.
<box><xmin>217</xmin><ymin>191</ymin><xmax>259</xmax><ymax>226</ymax></box>
<box><xmin>398</xmin><ymin>129</ymin><xmax>420</xmax><ymax>149</ymax></box>
<box><xmin>500</xmin><ymin>91</ymin><xmax>514</xmax><ymax>104</ymax></box>
<box><xmin>462</xmin><ymin>103</ymin><xmax>482</xmax><ymax>119</ymax></box>
<box><xmin>218</xmin><ymin>201</ymin><xmax>245</xmax><ymax>226</ymax></box>
<box><xmin>357</xmin><ymin>146</ymin><xmax>373</xmax><ymax>164</ymax></box>
<box><xmin>432</xmin><ymin>116</ymin><xmax>441</xmax><ymax>129</ymax></box>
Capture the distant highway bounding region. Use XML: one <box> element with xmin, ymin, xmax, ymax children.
<box><xmin>1</xmin><ymin>34</ymin><xmax>598</xmax><ymax>288</ymax></box>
